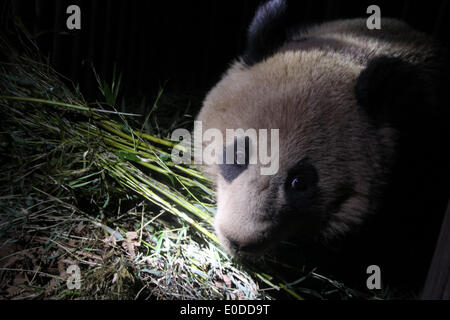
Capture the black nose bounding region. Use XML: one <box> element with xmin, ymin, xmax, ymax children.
<box><xmin>223</xmin><ymin>234</ymin><xmax>264</xmax><ymax>255</ymax></box>
<box><xmin>226</xmin><ymin>236</ymin><xmax>242</xmax><ymax>253</ymax></box>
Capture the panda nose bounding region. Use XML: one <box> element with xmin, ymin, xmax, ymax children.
<box><xmin>223</xmin><ymin>233</ymin><xmax>261</xmax><ymax>255</ymax></box>
<box><xmin>225</xmin><ymin>235</ymin><xmax>242</xmax><ymax>253</ymax></box>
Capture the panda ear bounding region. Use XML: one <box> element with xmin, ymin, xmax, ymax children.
<box><xmin>355</xmin><ymin>56</ymin><xmax>431</xmax><ymax>127</ymax></box>
<box><xmin>243</xmin><ymin>0</ymin><xmax>289</xmax><ymax>66</ymax></box>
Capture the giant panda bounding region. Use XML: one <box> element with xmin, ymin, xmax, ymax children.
<box><xmin>196</xmin><ymin>0</ymin><xmax>450</xmax><ymax>294</ymax></box>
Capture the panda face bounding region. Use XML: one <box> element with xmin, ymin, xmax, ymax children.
<box><xmin>197</xmin><ymin>51</ymin><xmax>396</xmax><ymax>256</ymax></box>
<box><xmin>214</xmin><ymin>155</ymin><xmax>324</xmax><ymax>256</ymax></box>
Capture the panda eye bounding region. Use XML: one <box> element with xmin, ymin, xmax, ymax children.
<box><xmin>290</xmin><ymin>176</ymin><xmax>308</xmax><ymax>191</ymax></box>
<box><xmin>285</xmin><ymin>158</ymin><xmax>319</xmax><ymax>195</ymax></box>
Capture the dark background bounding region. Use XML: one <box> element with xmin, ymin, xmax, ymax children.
<box><xmin>2</xmin><ymin>0</ymin><xmax>450</xmax><ymax>106</ymax></box>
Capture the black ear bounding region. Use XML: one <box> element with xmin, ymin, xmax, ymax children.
<box><xmin>243</xmin><ymin>0</ymin><xmax>289</xmax><ymax>66</ymax></box>
<box><xmin>355</xmin><ymin>56</ymin><xmax>433</xmax><ymax>128</ymax></box>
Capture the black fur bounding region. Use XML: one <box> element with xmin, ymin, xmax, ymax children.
<box><xmin>243</xmin><ymin>0</ymin><xmax>289</xmax><ymax>66</ymax></box>
<box><xmin>355</xmin><ymin>56</ymin><xmax>433</xmax><ymax>129</ymax></box>
<box><xmin>284</xmin><ymin>159</ymin><xmax>319</xmax><ymax>212</ymax></box>
<box><xmin>219</xmin><ymin>136</ymin><xmax>250</xmax><ymax>183</ymax></box>
<box><xmin>350</xmin><ymin>54</ymin><xmax>450</xmax><ymax>292</ymax></box>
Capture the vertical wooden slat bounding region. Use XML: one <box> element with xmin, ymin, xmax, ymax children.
<box><xmin>51</xmin><ymin>1</ymin><xmax>63</xmax><ymax>73</ymax></box>
<box><xmin>433</xmin><ymin>0</ymin><xmax>448</xmax><ymax>38</ymax></box>
<box><xmin>6</xmin><ymin>0</ymin><xmax>446</xmax><ymax>99</ymax></box>
<box><xmin>101</xmin><ymin>0</ymin><xmax>113</xmax><ymax>80</ymax></box>
<box><xmin>84</xmin><ymin>0</ymin><xmax>98</xmax><ymax>97</ymax></box>
<box><xmin>69</xmin><ymin>0</ymin><xmax>81</xmax><ymax>84</ymax></box>
<box><xmin>422</xmin><ymin>199</ymin><xmax>450</xmax><ymax>300</ymax></box>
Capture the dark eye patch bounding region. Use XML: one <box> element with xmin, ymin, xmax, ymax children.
<box><xmin>219</xmin><ymin>136</ymin><xmax>251</xmax><ymax>183</ymax></box>
<box><xmin>284</xmin><ymin>158</ymin><xmax>319</xmax><ymax>208</ymax></box>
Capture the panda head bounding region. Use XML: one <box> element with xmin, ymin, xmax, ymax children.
<box><xmin>196</xmin><ymin>0</ymin><xmax>436</xmax><ymax>257</ymax></box>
